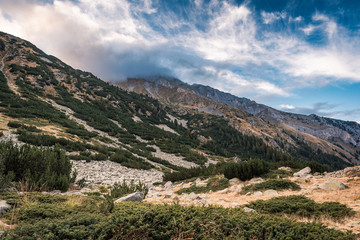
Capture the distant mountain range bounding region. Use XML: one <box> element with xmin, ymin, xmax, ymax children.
<box><xmin>118</xmin><ymin>76</ymin><xmax>360</xmax><ymax>164</ymax></box>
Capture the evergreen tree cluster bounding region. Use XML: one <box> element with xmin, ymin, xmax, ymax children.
<box><xmin>0</xmin><ymin>141</ymin><xmax>73</xmax><ymax>191</ymax></box>
<box><xmin>223</xmin><ymin>159</ymin><xmax>269</xmax><ymax>181</ymax></box>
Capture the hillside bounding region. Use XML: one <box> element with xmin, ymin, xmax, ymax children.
<box><xmin>1</xmin><ymin>32</ymin><xmax>360</xmax><ymax>239</ymax></box>
<box><xmin>118</xmin><ymin>77</ymin><xmax>360</xmax><ymax>165</ymax></box>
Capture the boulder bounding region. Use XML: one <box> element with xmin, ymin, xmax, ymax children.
<box><xmin>294</xmin><ymin>167</ymin><xmax>311</xmax><ymax>177</ymax></box>
<box><xmin>243</xmin><ymin>207</ymin><xmax>256</xmax><ymax>213</ymax></box>
<box><xmin>218</xmin><ymin>188</ymin><xmax>230</xmax><ymax>194</ymax></box>
<box><xmin>172</xmin><ymin>196</ymin><xmax>180</xmax><ymax>202</ymax></box>
<box><xmin>0</xmin><ymin>200</ymin><xmax>11</xmax><ymax>215</ymax></box>
<box><xmin>248</xmin><ymin>178</ymin><xmax>264</xmax><ymax>185</ymax></box>
<box><xmin>114</xmin><ymin>192</ymin><xmax>144</xmax><ymax>203</ymax></box>
<box><xmin>164</xmin><ymin>191</ymin><xmax>173</xmax><ymax>198</ymax></box>
<box><xmin>164</xmin><ymin>181</ymin><xmax>173</xmax><ymax>189</ymax></box>
<box><xmin>295</xmin><ymin>177</ymin><xmax>307</xmax><ymax>183</ymax></box>
<box><xmin>319</xmin><ymin>180</ymin><xmax>346</xmax><ymax>190</ymax></box>
<box><xmin>188</xmin><ymin>192</ymin><xmax>201</xmax><ymax>200</ymax></box>
<box><xmin>264</xmin><ymin>190</ymin><xmax>278</xmax><ymax>196</ymax></box>
<box><xmin>278</xmin><ymin>167</ymin><xmax>292</xmax><ymax>172</ymax></box>
<box><xmin>229</xmin><ymin>178</ymin><xmax>241</xmax><ymax>185</ymax></box>
<box><xmin>235</xmin><ymin>184</ymin><xmax>244</xmax><ymax>193</ymax></box>
<box><xmin>253</xmin><ymin>191</ymin><xmax>263</xmax><ymax>196</ymax></box>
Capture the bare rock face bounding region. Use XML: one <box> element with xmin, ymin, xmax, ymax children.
<box><xmin>294</xmin><ymin>167</ymin><xmax>311</xmax><ymax>177</ymax></box>
<box><xmin>114</xmin><ymin>192</ymin><xmax>144</xmax><ymax>203</ymax></box>
<box><xmin>319</xmin><ymin>180</ymin><xmax>346</xmax><ymax>190</ymax></box>
<box><xmin>253</xmin><ymin>191</ymin><xmax>263</xmax><ymax>196</ymax></box>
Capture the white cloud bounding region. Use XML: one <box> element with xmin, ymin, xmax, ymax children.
<box><xmin>261</xmin><ymin>11</ymin><xmax>286</xmax><ymax>24</ymax></box>
<box><xmin>0</xmin><ymin>0</ymin><xmax>359</xmax><ymax>103</ymax></box>
<box><xmin>279</xmin><ymin>104</ymin><xmax>295</xmax><ymax>110</ymax></box>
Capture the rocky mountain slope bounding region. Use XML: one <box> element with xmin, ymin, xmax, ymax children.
<box><xmin>118</xmin><ymin>77</ymin><xmax>360</xmax><ymax>164</ymax></box>
<box><xmin>0</xmin><ymin>30</ymin><xmax>355</xmax><ymax>185</ymax></box>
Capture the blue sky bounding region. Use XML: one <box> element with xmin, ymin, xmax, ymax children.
<box><xmin>0</xmin><ymin>0</ymin><xmax>359</xmax><ymax>122</ymax></box>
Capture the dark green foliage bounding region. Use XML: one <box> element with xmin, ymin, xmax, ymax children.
<box><xmin>163</xmin><ymin>163</ymin><xmax>224</xmax><ymax>182</ymax></box>
<box><xmin>241</xmin><ymin>179</ymin><xmax>301</xmax><ymax>194</ymax></box>
<box><xmin>1</xmin><ymin>192</ymin><xmax>355</xmax><ymax>240</ymax></box>
<box><xmin>224</xmin><ymin>159</ymin><xmax>269</xmax><ymax>181</ymax></box>
<box><xmin>246</xmin><ymin>195</ymin><xmax>355</xmax><ymax>220</ymax></box>
<box><xmin>110</xmin><ymin>149</ymin><xmax>152</xmax><ymax>170</ymax></box>
<box><xmin>0</xmin><ymin>38</ymin><xmax>5</xmax><ymax>51</ymax></box>
<box><xmin>110</xmin><ymin>180</ymin><xmax>148</xmax><ymax>199</ymax></box>
<box><xmin>8</xmin><ymin>121</ymin><xmax>42</xmax><ymax>132</ymax></box>
<box><xmin>0</xmin><ymin>141</ymin><xmax>72</xmax><ymax>191</ymax></box>
<box><xmin>176</xmin><ymin>177</ymin><xmax>229</xmax><ymax>194</ymax></box>
<box><xmin>7</xmin><ymin>121</ymin><xmax>22</xmax><ymax>128</ymax></box>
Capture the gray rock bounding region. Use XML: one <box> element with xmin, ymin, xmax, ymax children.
<box><xmin>264</xmin><ymin>190</ymin><xmax>278</xmax><ymax>196</ymax></box>
<box><xmin>294</xmin><ymin>167</ymin><xmax>311</xmax><ymax>177</ymax></box>
<box><xmin>229</xmin><ymin>178</ymin><xmax>241</xmax><ymax>185</ymax></box>
<box><xmin>164</xmin><ymin>191</ymin><xmax>173</xmax><ymax>198</ymax></box>
<box><xmin>319</xmin><ymin>180</ymin><xmax>346</xmax><ymax>190</ymax></box>
<box><xmin>295</xmin><ymin>177</ymin><xmax>307</xmax><ymax>183</ymax></box>
<box><xmin>253</xmin><ymin>191</ymin><xmax>263</xmax><ymax>196</ymax></box>
<box><xmin>243</xmin><ymin>207</ymin><xmax>256</xmax><ymax>212</ymax></box>
<box><xmin>278</xmin><ymin>166</ymin><xmax>292</xmax><ymax>172</ymax></box>
<box><xmin>164</xmin><ymin>181</ymin><xmax>173</xmax><ymax>189</ymax></box>
<box><xmin>218</xmin><ymin>188</ymin><xmax>230</xmax><ymax>194</ymax></box>
<box><xmin>114</xmin><ymin>192</ymin><xmax>144</xmax><ymax>203</ymax></box>
<box><xmin>0</xmin><ymin>200</ymin><xmax>11</xmax><ymax>215</ymax></box>
<box><xmin>346</xmin><ymin>221</ymin><xmax>360</xmax><ymax>228</ymax></box>
<box><xmin>188</xmin><ymin>192</ymin><xmax>201</xmax><ymax>200</ymax></box>
<box><xmin>172</xmin><ymin>196</ymin><xmax>180</xmax><ymax>202</ymax></box>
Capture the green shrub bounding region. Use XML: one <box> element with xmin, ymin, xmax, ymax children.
<box><xmin>163</xmin><ymin>163</ymin><xmax>224</xmax><ymax>182</ymax></box>
<box><xmin>241</xmin><ymin>179</ymin><xmax>300</xmax><ymax>194</ymax></box>
<box><xmin>224</xmin><ymin>159</ymin><xmax>269</xmax><ymax>181</ymax></box>
<box><xmin>0</xmin><ymin>141</ymin><xmax>72</xmax><ymax>191</ymax></box>
<box><xmin>246</xmin><ymin>195</ymin><xmax>355</xmax><ymax>220</ymax></box>
<box><xmin>176</xmin><ymin>177</ymin><xmax>229</xmax><ymax>194</ymax></box>
<box><xmin>1</xmin><ymin>193</ymin><xmax>356</xmax><ymax>240</ymax></box>
<box><xmin>110</xmin><ymin>180</ymin><xmax>148</xmax><ymax>199</ymax></box>
<box><xmin>7</xmin><ymin>121</ymin><xmax>22</xmax><ymax>128</ymax></box>
<box><xmin>110</xmin><ymin>149</ymin><xmax>152</xmax><ymax>170</ymax></box>
<box><xmin>96</xmin><ymin>202</ymin><xmax>355</xmax><ymax>240</ymax></box>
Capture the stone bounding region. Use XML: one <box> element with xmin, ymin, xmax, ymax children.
<box><xmin>229</xmin><ymin>178</ymin><xmax>241</xmax><ymax>185</ymax></box>
<box><xmin>218</xmin><ymin>188</ymin><xmax>229</xmax><ymax>194</ymax></box>
<box><xmin>114</xmin><ymin>192</ymin><xmax>144</xmax><ymax>203</ymax></box>
<box><xmin>248</xmin><ymin>178</ymin><xmax>264</xmax><ymax>185</ymax></box>
<box><xmin>164</xmin><ymin>181</ymin><xmax>173</xmax><ymax>189</ymax></box>
<box><xmin>293</xmin><ymin>167</ymin><xmax>311</xmax><ymax>177</ymax></box>
<box><xmin>235</xmin><ymin>184</ymin><xmax>244</xmax><ymax>193</ymax></box>
<box><xmin>278</xmin><ymin>167</ymin><xmax>292</xmax><ymax>172</ymax></box>
<box><xmin>0</xmin><ymin>200</ymin><xmax>11</xmax><ymax>215</ymax></box>
<box><xmin>172</xmin><ymin>196</ymin><xmax>180</xmax><ymax>202</ymax></box>
<box><xmin>253</xmin><ymin>191</ymin><xmax>263</xmax><ymax>196</ymax></box>
<box><xmin>346</xmin><ymin>221</ymin><xmax>360</xmax><ymax>228</ymax></box>
<box><xmin>319</xmin><ymin>180</ymin><xmax>346</xmax><ymax>190</ymax></box>
<box><xmin>164</xmin><ymin>191</ymin><xmax>173</xmax><ymax>198</ymax></box>
<box><xmin>295</xmin><ymin>177</ymin><xmax>307</xmax><ymax>183</ymax></box>
<box><xmin>188</xmin><ymin>192</ymin><xmax>201</xmax><ymax>200</ymax></box>
<box><xmin>243</xmin><ymin>207</ymin><xmax>256</xmax><ymax>213</ymax></box>
<box><xmin>264</xmin><ymin>190</ymin><xmax>278</xmax><ymax>196</ymax></box>
<box><xmin>230</xmin><ymin>202</ymin><xmax>240</xmax><ymax>207</ymax></box>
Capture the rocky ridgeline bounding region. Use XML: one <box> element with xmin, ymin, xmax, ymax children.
<box><xmin>72</xmin><ymin>160</ymin><xmax>163</xmax><ymax>187</ymax></box>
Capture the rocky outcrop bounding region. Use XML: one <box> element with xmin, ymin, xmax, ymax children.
<box><xmin>294</xmin><ymin>167</ymin><xmax>311</xmax><ymax>177</ymax></box>
<box><xmin>72</xmin><ymin>160</ymin><xmax>163</xmax><ymax>187</ymax></box>
<box><xmin>319</xmin><ymin>180</ymin><xmax>346</xmax><ymax>190</ymax></box>
<box><xmin>114</xmin><ymin>192</ymin><xmax>144</xmax><ymax>203</ymax></box>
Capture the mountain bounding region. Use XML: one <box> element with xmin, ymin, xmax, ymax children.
<box><xmin>0</xmin><ymin>31</ymin><xmax>356</xmax><ymax>183</ymax></box>
<box><xmin>117</xmin><ymin>77</ymin><xmax>360</xmax><ymax>165</ymax></box>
